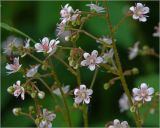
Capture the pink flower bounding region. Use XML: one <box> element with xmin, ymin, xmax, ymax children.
<box><xmin>13</xmin><ymin>80</ymin><xmax>25</xmax><ymax>100</ymax></box>
<box><xmin>35</xmin><ymin>37</ymin><xmax>60</xmax><ymax>54</ymax></box>
<box><xmin>74</xmin><ymin>84</ymin><xmax>93</xmax><ymax>104</ymax></box>
<box><xmin>5</xmin><ymin>57</ymin><xmax>22</xmax><ymax>74</ymax></box>
<box><xmin>26</xmin><ymin>65</ymin><xmax>40</xmax><ymax>77</ymax></box>
<box><xmin>107</xmin><ymin>119</ymin><xmax>129</xmax><ymax>128</ymax></box>
<box><xmin>132</xmin><ymin>83</ymin><xmax>154</xmax><ymax>103</ymax></box>
<box><xmin>129</xmin><ymin>3</ymin><xmax>149</xmax><ymax>22</ymax></box>
<box><xmin>81</xmin><ymin>50</ymin><xmax>103</xmax><ymax>71</ymax></box>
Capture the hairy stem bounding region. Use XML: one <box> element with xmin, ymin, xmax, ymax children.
<box><xmin>105</xmin><ymin>2</ymin><xmax>141</xmax><ymax>127</ymax></box>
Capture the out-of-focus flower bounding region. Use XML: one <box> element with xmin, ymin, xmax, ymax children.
<box><xmin>132</xmin><ymin>83</ymin><xmax>154</xmax><ymax>103</ymax></box>
<box><xmin>53</xmin><ymin>85</ymin><xmax>70</xmax><ymax>96</ymax></box>
<box><xmin>21</xmin><ymin>39</ymin><xmax>30</xmax><ymax>57</ymax></box>
<box><xmin>107</xmin><ymin>119</ymin><xmax>129</xmax><ymax>128</ymax></box>
<box><xmin>119</xmin><ymin>93</ymin><xmax>129</xmax><ymax>112</ymax></box>
<box><xmin>3</xmin><ymin>36</ymin><xmax>23</xmax><ymax>56</ymax></box>
<box><xmin>86</xmin><ymin>3</ymin><xmax>105</xmax><ymax>13</ymax></box>
<box><xmin>74</xmin><ymin>84</ymin><xmax>93</xmax><ymax>104</ymax></box>
<box><xmin>129</xmin><ymin>3</ymin><xmax>149</xmax><ymax>22</ymax></box>
<box><xmin>128</xmin><ymin>42</ymin><xmax>139</xmax><ymax>60</ymax></box>
<box><xmin>153</xmin><ymin>22</ymin><xmax>160</xmax><ymax>37</ymax></box>
<box><xmin>35</xmin><ymin>37</ymin><xmax>60</xmax><ymax>54</ymax></box>
<box><xmin>5</xmin><ymin>57</ymin><xmax>22</xmax><ymax>74</ymax></box>
<box><xmin>81</xmin><ymin>50</ymin><xmax>103</xmax><ymax>71</ymax></box>
<box><xmin>56</xmin><ymin>22</ymin><xmax>71</xmax><ymax>37</ymax></box>
<box><xmin>13</xmin><ymin>80</ymin><xmax>25</xmax><ymax>100</ymax></box>
<box><xmin>97</xmin><ymin>36</ymin><xmax>113</xmax><ymax>45</ymax></box>
<box><xmin>38</xmin><ymin>109</ymin><xmax>56</xmax><ymax>128</ymax></box>
<box><xmin>103</xmin><ymin>48</ymin><xmax>114</xmax><ymax>64</ymax></box>
<box><xmin>26</xmin><ymin>65</ymin><xmax>40</xmax><ymax>77</ymax></box>
<box><xmin>60</xmin><ymin>4</ymin><xmax>74</xmax><ymax>23</ymax></box>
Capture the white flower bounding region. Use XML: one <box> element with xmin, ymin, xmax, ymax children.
<box><xmin>108</xmin><ymin>119</ymin><xmax>129</xmax><ymax>128</ymax></box>
<box><xmin>74</xmin><ymin>84</ymin><xmax>93</xmax><ymax>104</ymax></box>
<box><xmin>129</xmin><ymin>3</ymin><xmax>149</xmax><ymax>22</ymax></box>
<box><xmin>86</xmin><ymin>3</ymin><xmax>105</xmax><ymax>13</ymax></box>
<box><xmin>35</xmin><ymin>37</ymin><xmax>60</xmax><ymax>54</ymax></box>
<box><xmin>128</xmin><ymin>41</ymin><xmax>139</xmax><ymax>60</ymax></box>
<box><xmin>132</xmin><ymin>83</ymin><xmax>154</xmax><ymax>103</ymax></box>
<box><xmin>53</xmin><ymin>85</ymin><xmax>70</xmax><ymax>96</ymax></box>
<box><xmin>3</xmin><ymin>36</ymin><xmax>23</xmax><ymax>56</ymax></box>
<box><xmin>81</xmin><ymin>50</ymin><xmax>103</xmax><ymax>71</ymax></box>
<box><xmin>38</xmin><ymin>109</ymin><xmax>56</xmax><ymax>128</ymax></box>
<box><xmin>13</xmin><ymin>80</ymin><xmax>25</xmax><ymax>100</ymax></box>
<box><xmin>119</xmin><ymin>93</ymin><xmax>129</xmax><ymax>112</ymax></box>
<box><xmin>38</xmin><ymin>91</ymin><xmax>45</xmax><ymax>99</ymax></box>
<box><xmin>21</xmin><ymin>39</ymin><xmax>30</xmax><ymax>57</ymax></box>
<box><xmin>26</xmin><ymin>65</ymin><xmax>40</xmax><ymax>77</ymax></box>
<box><xmin>97</xmin><ymin>36</ymin><xmax>113</xmax><ymax>45</ymax></box>
<box><xmin>153</xmin><ymin>22</ymin><xmax>160</xmax><ymax>37</ymax></box>
<box><xmin>5</xmin><ymin>57</ymin><xmax>22</xmax><ymax>74</ymax></box>
<box><xmin>103</xmin><ymin>48</ymin><xmax>114</xmax><ymax>64</ymax></box>
<box><xmin>60</xmin><ymin>4</ymin><xmax>74</xmax><ymax>24</ymax></box>
<box><xmin>56</xmin><ymin>22</ymin><xmax>71</xmax><ymax>37</ymax></box>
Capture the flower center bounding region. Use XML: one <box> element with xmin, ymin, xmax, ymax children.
<box><xmin>88</xmin><ymin>56</ymin><xmax>95</xmax><ymax>64</ymax></box>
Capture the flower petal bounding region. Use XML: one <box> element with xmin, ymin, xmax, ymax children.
<box><xmin>16</xmin><ymin>80</ymin><xmax>21</xmax><ymax>86</ymax></box>
<box><xmin>140</xmin><ymin>83</ymin><xmax>148</xmax><ymax>90</ymax></box>
<box><xmin>74</xmin><ymin>89</ymin><xmax>79</xmax><ymax>95</ymax></box>
<box><xmin>132</xmin><ymin>14</ymin><xmax>139</xmax><ymax>19</ymax></box>
<box><xmin>86</xmin><ymin>89</ymin><xmax>93</xmax><ymax>95</ymax></box>
<box><xmin>75</xmin><ymin>97</ymin><xmax>82</xmax><ymax>104</ymax></box>
<box><xmin>129</xmin><ymin>6</ymin><xmax>135</xmax><ymax>12</ymax></box>
<box><xmin>88</xmin><ymin>64</ymin><xmax>95</xmax><ymax>71</ymax></box>
<box><xmin>134</xmin><ymin>96</ymin><xmax>142</xmax><ymax>101</ymax></box>
<box><xmin>84</xmin><ymin>97</ymin><xmax>90</xmax><ymax>104</ymax></box>
<box><xmin>83</xmin><ymin>52</ymin><xmax>90</xmax><ymax>59</ymax></box>
<box><xmin>147</xmin><ymin>87</ymin><xmax>154</xmax><ymax>95</ymax></box>
<box><xmin>42</xmin><ymin>37</ymin><xmax>49</xmax><ymax>45</ymax></box>
<box><xmin>80</xmin><ymin>84</ymin><xmax>86</xmax><ymax>90</ymax></box>
<box><xmin>81</xmin><ymin>60</ymin><xmax>88</xmax><ymax>66</ymax></box>
<box><xmin>96</xmin><ymin>57</ymin><xmax>103</xmax><ymax>64</ymax></box>
<box><xmin>139</xmin><ymin>17</ymin><xmax>147</xmax><ymax>22</ymax></box>
<box><xmin>136</xmin><ymin>3</ymin><xmax>143</xmax><ymax>9</ymax></box>
<box><xmin>144</xmin><ymin>96</ymin><xmax>152</xmax><ymax>102</ymax></box>
<box><xmin>132</xmin><ymin>88</ymin><xmax>140</xmax><ymax>95</ymax></box>
<box><xmin>142</xmin><ymin>7</ymin><xmax>149</xmax><ymax>14</ymax></box>
<box><xmin>91</xmin><ymin>50</ymin><xmax>98</xmax><ymax>57</ymax></box>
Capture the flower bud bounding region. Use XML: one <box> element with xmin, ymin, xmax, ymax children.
<box><xmin>65</xmin><ymin>36</ymin><xmax>70</xmax><ymax>41</ymax></box>
<box><xmin>12</xmin><ymin>108</ymin><xmax>22</xmax><ymax>116</ymax></box>
<box><xmin>7</xmin><ymin>86</ymin><xmax>14</xmax><ymax>94</ymax></box>
<box><xmin>31</xmin><ymin>91</ymin><xmax>37</xmax><ymax>98</ymax></box>
<box><xmin>29</xmin><ymin>106</ymin><xmax>35</xmax><ymax>114</ymax></box>
<box><xmin>137</xmin><ymin>102</ymin><xmax>142</xmax><ymax>108</ymax></box>
<box><xmin>130</xmin><ymin>105</ymin><xmax>136</xmax><ymax>112</ymax></box>
<box><xmin>103</xmin><ymin>83</ymin><xmax>110</xmax><ymax>90</ymax></box>
<box><xmin>38</xmin><ymin>91</ymin><xmax>45</xmax><ymax>99</ymax></box>
<box><xmin>131</xmin><ymin>68</ymin><xmax>139</xmax><ymax>75</ymax></box>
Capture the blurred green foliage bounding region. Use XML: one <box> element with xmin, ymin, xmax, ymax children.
<box><xmin>1</xmin><ymin>1</ymin><xmax>159</xmax><ymax>127</ymax></box>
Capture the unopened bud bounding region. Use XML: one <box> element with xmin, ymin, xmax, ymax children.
<box><xmin>29</xmin><ymin>106</ymin><xmax>34</xmax><ymax>114</ymax></box>
<box><xmin>103</xmin><ymin>83</ymin><xmax>110</xmax><ymax>90</ymax></box>
<box><xmin>7</xmin><ymin>86</ymin><xmax>14</xmax><ymax>94</ymax></box>
<box><xmin>137</xmin><ymin>102</ymin><xmax>142</xmax><ymax>108</ymax></box>
<box><xmin>65</xmin><ymin>36</ymin><xmax>70</xmax><ymax>41</ymax></box>
<box><xmin>31</xmin><ymin>91</ymin><xmax>37</xmax><ymax>98</ymax></box>
<box><xmin>38</xmin><ymin>91</ymin><xmax>45</xmax><ymax>99</ymax></box>
<box><xmin>12</xmin><ymin>108</ymin><xmax>22</xmax><ymax>116</ymax></box>
<box><xmin>132</xmin><ymin>68</ymin><xmax>139</xmax><ymax>75</ymax></box>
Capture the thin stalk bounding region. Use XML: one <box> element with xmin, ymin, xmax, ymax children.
<box><xmin>104</xmin><ymin>2</ymin><xmax>141</xmax><ymax>127</ymax></box>
<box><xmin>20</xmin><ymin>112</ymin><xmax>35</xmax><ymax>122</ymax></box>
<box><xmin>1</xmin><ymin>22</ymin><xmax>36</xmax><ymax>44</ymax></box>
<box><xmin>82</xmin><ymin>104</ymin><xmax>88</xmax><ymax>128</ymax></box>
<box><xmin>76</xmin><ymin>68</ymin><xmax>81</xmax><ymax>85</ymax></box>
<box><xmin>27</xmin><ymin>52</ymin><xmax>43</xmax><ymax>64</ymax></box>
<box><xmin>90</xmin><ymin>68</ymin><xmax>99</xmax><ymax>89</ymax></box>
<box><xmin>51</xmin><ymin>68</ymin><xmax>72</xmax><ymax>127</ymax></box>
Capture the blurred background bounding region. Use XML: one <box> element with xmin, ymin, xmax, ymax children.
<box><xmin>1</xmin><ymin>1</ymin><xmax>159</xmax><ymax>127</ymax></box>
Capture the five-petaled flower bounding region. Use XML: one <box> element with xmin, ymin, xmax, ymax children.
<box><xmin>26</xmin><ymin>65</ymin><xmax>40</xmax><ymax>77</ymax></box>
<box><xmin>38</xmin><ymin>109</ymin><xmax>56</xmax><ymax>128</ymax></box>
<box><xmin>81</xmin><ymin>50</ymin><xmax>103</xmax><ymax>71</ymax></box>
<box><xmin>107</xmin><ymin>119</ymin><xmax>129</xmax><ymax>128</ymax></box>
<box><xmin>86</xmin><ymin>3</ymin><xmax>105</xmax><ymax>13</ymax></box>
<box><xmin>132</xmin><ymin>83</ymin><xmax>154</xmax><ymax>103</ymax></box>
<box><xmin>35</xmin><ymin>37</ymin><xmax>60</xmax><ymax>54</ymax></box>
<box><xmin>5</xmin><ymin>57</ymin><xmax>22</xmax><ymax>74</ymax></box>
<box><xmin>128</xmin><ymin>41</ymin><xmax>139</xmax><ymax>60</ymax></box>
<box><xmin>74</xmin><ymin>84</ymin><xmax>93</xmax><ymax>104</ymax></box>
<box><xmin>129</xmin><ymin>3</ymin><xmax>149</xmax><ymax>22</ymax></box>
<box><xmin>13</xmin><ymin>80</ymin><xmax>25</xmax><ymax>100</ymax></box>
